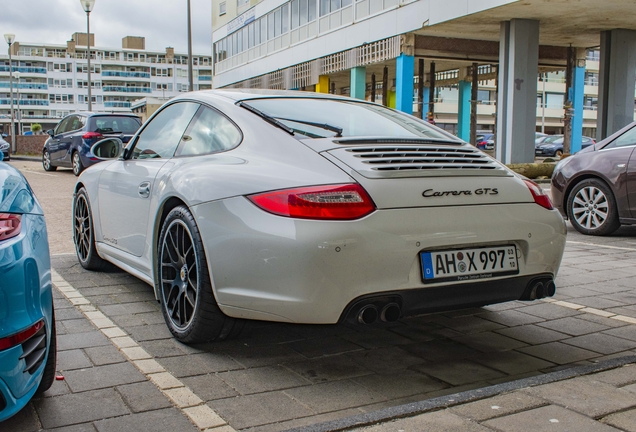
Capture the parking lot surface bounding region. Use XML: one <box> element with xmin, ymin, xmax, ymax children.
<box><xmin>4</xmin><ymin>159</ymin><xmax>636</xmax><ymax>431</ymax></box>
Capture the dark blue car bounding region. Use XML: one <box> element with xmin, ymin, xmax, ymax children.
<box><xmin>0</xmin><ymin>162</ymin><xmax>55</xmax><ymax>422</ymax></box>
<box><xmin>42</xmin><ymin>113</ymin><xmax>141</xmax><ymax>176</ymax></box>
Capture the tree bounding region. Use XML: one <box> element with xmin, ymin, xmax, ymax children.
<box><xmin>31</xmin><ymin>123</ymin><xmax>42</xmax><ymax>134</ymax></box>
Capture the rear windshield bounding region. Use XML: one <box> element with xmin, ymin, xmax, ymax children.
<box><xmin>242</xmin><ymin>98</ymin><xmax>455</xmax><ymax>140</ymax></box>
<box><xmin>89</xmin><ymin>116</ymin><xmax>141</xmax><ymax>134</ymax></box>
<box><xmin>0</xmin><ymin>167</ymin><xmax>42</xmax><ymax>215</ymax></box>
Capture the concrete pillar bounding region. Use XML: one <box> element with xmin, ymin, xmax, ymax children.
<box><xmin>496</xmin><ymin>19</ymin><xmax>539</xmax><ymax>164</ymax></box>
<box><xmin>315</xmin><ymin>75</ymin><xmax>330</xmax><ymax>93</ymax></box>
<box><xmin>457</xmin><ymin>80</ymin><xmax>471</xmax><ymax>142</ymax></box>
<box><xmin>597</xmin><ymin>29</ymin><xmax>636</xmax><ymax>140</ymax></box>
<box><xmin>350</xmin><ymin>67</ymin><xmax>366</xmax><ymax>100</ymax></box>
<box><xmin>396</xmin><ymin>53</ymin><xmax>414</xmax><ymax>114</ymax></box>
<box><xmin>570</xmin><ymin>57</ymin><xmax>585</xmax><ymax>153</ymax></box>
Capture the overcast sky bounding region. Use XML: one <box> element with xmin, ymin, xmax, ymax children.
<box><xmin>0</xmin><ymin>0</ymin><xmax>213</xmax><ymax>55</ymax></box>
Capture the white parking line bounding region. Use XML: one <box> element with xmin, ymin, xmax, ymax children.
<box><xmin>566</xmin><ymin>240</ymin><xmax>636</xmax><ymax>252</ymax></box>
<box><xmin>24</xmin><ymin>170</ymin><xmax>58</xmax><ymax>177</ymax></box>
<box><xmin>51</xmin><ymin>269</ymin><xmax>235</xmax><ymax>432</ymax></box>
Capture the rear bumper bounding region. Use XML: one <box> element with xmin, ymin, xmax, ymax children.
<box><xmin>0</xmin><ymin>348</ymin><xmax>42</xmax><ymax>422</ymax></box>
<box><xmin>192</xmin><ymin>197</ymin><xmax>566</xmax><ymax>324</ymax></box>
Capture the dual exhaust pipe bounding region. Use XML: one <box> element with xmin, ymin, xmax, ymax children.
<box><xmin>357</xmin><ymin>302</ymin><xmax>401</xmax><ymax>325</ymax></box>
<box><xmin>527</xmin><ymin>279</ymin><xmax>556</xmax><ymax>300</ymax></box>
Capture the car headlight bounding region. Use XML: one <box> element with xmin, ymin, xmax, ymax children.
<box><xmin>553</xmin><ymin>155</ymin><xmax>573</xmax><ymax>176</ymax></box>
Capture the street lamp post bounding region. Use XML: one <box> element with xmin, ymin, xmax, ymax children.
<box><xmin>14</xmin><ymin>71</ymin><xmax>21</xmax><ymax>136</ymax></box>
<box><xmin>187</xmin><ymin>0</ymin><xmax>194</xmax><ymax>92</ymax></box>
<box><xmin>80</xmin><ymin>0</ymin><xmax>96</xmax><ymax>111</ymax></box>
<box><xmin>4</xmin><ymin>33</ymin><xmax>16</xmax><ymax>153</ymax></box>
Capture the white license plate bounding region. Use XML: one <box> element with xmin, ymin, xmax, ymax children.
<box><xmin>420</xmin><ymin>245</ymin><xmax>519</xmax><ymax>284</ymax></box>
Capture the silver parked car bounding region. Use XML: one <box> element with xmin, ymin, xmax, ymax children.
<box><xmin>73</xmin><ymin>90</ymin><xmax>566</xmax><ymax>343</ymax></box>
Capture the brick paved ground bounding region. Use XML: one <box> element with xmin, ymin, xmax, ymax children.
<box><xmin>4</xmin><ymin>159</ymin><xmax>636</xmax><ymax>431</ymax></box>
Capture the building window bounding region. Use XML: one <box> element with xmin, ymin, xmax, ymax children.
<box><xmin>220</xmin><ymin>2</ymin><xmax>226</xmax><ymax>15</ymax></box>
<box><xmin>237</xmin><ymin>0</ymin><xmax>249</xmax><ymax>7</ymax></box>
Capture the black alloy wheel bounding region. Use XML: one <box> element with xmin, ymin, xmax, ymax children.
<box><xmin>158</xmin><ymin>206</ymin><xmax>244</xmax><ymax>343</ymax></box>
<box><xmin>73</xmin><ymin>188</ymin><xmax>108</xmax><ymax>270</ymax></box>
<box><xmin>567</xmin><ymin>179</ymin><xmax>620</xmax><ymax>236</ymax></box>
<box><xmin>42</xmin><ymin>150</ymin><xmax>57</xmax><ymax>171</ymax></box>
<box><xmin>72</xmin><ymin>152</ymin><xmax>84</xmax><ymax>176</ymax></box>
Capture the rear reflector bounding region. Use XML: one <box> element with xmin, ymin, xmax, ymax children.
<box><xmin>82</xmin><ymin>131</ymin><xmax>104</xmax><ymax>140</ymax></box>
<box><xmin>0</xmin><ymin>213</ymin><xmax>22</xmax><ymax>241</ymax></box>
<box><xmin>0</xmin><ymin>320</ymin><xmax>44</xmax><ymax>351</ymax></box>
<box><xmin>523</xmin><ymin>179</ymin><xmax>554</xmax><ymax>210</ymax></box>
<box><xmin>249</xmin><ymin>184</ymin><xmax>376</xmax><ymax>220</ymax></box>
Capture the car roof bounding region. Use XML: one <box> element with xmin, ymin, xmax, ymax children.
<box><xmin>181</xmin><ymin>89</ymin><xmax>366</xmax><ymax>104</ymax></box>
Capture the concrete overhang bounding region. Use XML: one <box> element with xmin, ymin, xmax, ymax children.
<box><xmin>418</xmin><ymin>0</ymin><xmax>636</xmax><ymax>48</ymax></box>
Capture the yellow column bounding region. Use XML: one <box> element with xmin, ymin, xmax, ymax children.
<box><xmin>315</xmin><ymin>75</ymin><xmax>330</xmax><ymax>93</ymax></box>
<box><xmin>388</xmin><ymin>90</ymin><xmax>397</xmax><ymax>109</ymax></box>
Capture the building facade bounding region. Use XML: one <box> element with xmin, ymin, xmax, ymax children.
<box><xmin>1</xmin><ymin>33</ymin><xmax>213</xmax><ymax>134</ymax></box>
<box><xmin>211</xmin><ymin>0</ymin><xmax>636</xmax><ymax>150</ymax></box>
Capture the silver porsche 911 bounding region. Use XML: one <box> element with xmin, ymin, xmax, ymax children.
<box><xmin>73</xmin><ymin>89</ymin><xmax>566</xmax><ymax>343</ymax></box>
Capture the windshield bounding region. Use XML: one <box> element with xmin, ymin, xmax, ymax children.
<box><xmin>543</xmin><ymin>135</ymin><xmax>563</xmax><ymax>144</ymax></box>
<box><xmin>89</xmin><ymin>116</ymin><xmax>141</xmax><ymax>134</ymax></box>
<box><xmin>242</xmin><ymin>98</ymin><xmax>455</xmax><ymax>140</ymax></box>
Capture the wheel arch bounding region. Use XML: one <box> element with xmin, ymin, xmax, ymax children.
<box><xmin>151</xmin><ymin>196</ymin><xmax>189</xmax><ymax>300</ymax></box>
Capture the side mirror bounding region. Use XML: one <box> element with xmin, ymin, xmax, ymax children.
<box><xmin>91</xmin><ymin>138</ymin><xmax>123</xmax><ymax>160</ymax></box>
<box><xmin>47</xmin><ymin>129</ymin><xmax>54</xmax><ymax>136</ymax></box>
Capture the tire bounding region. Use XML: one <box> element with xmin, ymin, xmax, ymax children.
<box><xmin>567</xmin><ymin>179</ymin><xmax>621</xmax><ymax>236</ymax></box>
<box><xmin>42</xmin><ymin>150</ymin><xmax>57</xmax><ymax>171</ymax></box>
<box><xmin>35</xmin><ymin>308</ymin><xmax>56</xmax><ymax>395</ymax></box>
<box><xmin>72</xmin><ymin>151</ymin><xmax>84</xmax><ymax>176</ymax></box>
<box><xmin>555</xmin><ymin>149</ymin><xmax>563</xmax><ymax>158</ymax></box>
<box><xmin>158</xmin><ymin>205</ymin><xmax>244</xmax><ymax>344</ymax></box>
<box><xmin>73</xmin><ymin>187</ymin><xmax>109</xmax><ymax>270</ymax></box>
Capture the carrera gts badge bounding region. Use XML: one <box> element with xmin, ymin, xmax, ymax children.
<box><xmin>422</xmin><ymin>188</ymin><xmax>499</xmax><ymax>198</ymax></box>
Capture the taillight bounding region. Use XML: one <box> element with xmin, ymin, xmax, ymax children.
<box><xmin>248</xmin><ymin>184</ymin><xmax>376</xmax><ymax>220</ymax></box>
<box><xmin>0</xmin><ymin>213</ymin><xmax>22</xmax><ymax>241</ymax></box>
<box><xmin>523</xmin><ymin>179</ymin><xmax>553</xmax><ymax>210</ymax></box>
<box><xmin>0</xmin><ymin>320</ymin><xmax>44</xmax><ymax>351</ymax></box>
<box><xmin>82</xmin><ymin>131</ymin><xmax>103</xmax><ymax>140</ymax></box>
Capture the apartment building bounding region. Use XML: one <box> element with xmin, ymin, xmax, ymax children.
<box><xmin>0</xmin><ymin>33</ymin><xmax>213</xmax><ymax>134</ymax></box>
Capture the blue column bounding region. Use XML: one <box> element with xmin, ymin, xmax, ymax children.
<box><xmin>396</xmin><ymin>54</ymin><xmax>415</xmax><ymax>114</ymax></box>
<box><xmin>350</xmin><ymin>67</ymin><xmax>366</xmax><ymax>100</ymax></box>
<box><xmin>570</xmin><ymin>65</ymin><xmax>585</xmax><ymax>153</ymax></box>
<box><xmin>422</xmin><ymin>86</ymin><xmax>430</xmax><ymax>118</ymax></box>
<box><xmin>457</xmin><ymin>80</ymin><xmax>471</xmax><ymax>141</ymax></box>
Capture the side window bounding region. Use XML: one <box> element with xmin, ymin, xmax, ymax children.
<box><xmin>175</xmin><ymin>106</ymin><xmax>242</xmax><ymax>157</ymax></box>
<box><xmin>131</xmin><ymin>102</ymin><xmax>199</xmax><ymax>159</ymax></box>
<box><xmin>55</xmin><ymin>117</ymin><xmax>72</xmax><ymax>135</ymax></box>
<box><xmin>69</xmin><ymin>116</ymin><xmax>83</xmax><ymax>132</ymax></box>
<box><xmin>608</xmin><ymin>126</ymin><xmax>636</xmax><ymax>149</ymax></box>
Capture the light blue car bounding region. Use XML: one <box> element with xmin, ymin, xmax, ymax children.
<box><xmin>0</xmin><ymin>162</ymin><xmax>56</xmax><ymax>422</ymax></box>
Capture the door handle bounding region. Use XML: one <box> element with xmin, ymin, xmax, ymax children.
<box><xmin>138</xmin><ymin>181</ymin><xmax>151</xmax><ymax>198</ymax></box>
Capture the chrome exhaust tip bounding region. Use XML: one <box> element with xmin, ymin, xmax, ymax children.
<box><xmin>357</xmin><ymin>305</ymin><xmax>379</xmax><ymax>325</ymax></box>
<box><xmin>380</xmin><ymin>303</ymin><xmax>401</xmax><ymax>322</ymax></box>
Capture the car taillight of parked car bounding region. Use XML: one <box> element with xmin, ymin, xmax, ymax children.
<box><xmin>0</xmin><ymin>213</ymin><xmax>22</xmax><ymax>241</ymax></box>
<box><xmin>82</xmin><ymin>132</ymin><xmax>104</xmax><ymax>140</ymax></box>
<box><xmin>523</xmin><ymin>180</ymin><xmax>554</xmax><ymax>210</ymax></box>
<box><xmin>249</xmin><ymin>184</ymin><xmax>376</xmax><ymax>220</ymax></box>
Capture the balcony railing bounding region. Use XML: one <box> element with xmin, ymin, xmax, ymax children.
<box><xmin>0</xmin><ymin>82</ymin><xmax>48</xmax><ymax>90</ymax></box>
<box><xmin>104</xmin><ymin>101</ymin><xmax>131</xmax><ymax>108</ymax></box>
<box><xmin>102</xmin><ymin>70</ymin><xmax>151</xmax><ymax>78</ymax></box>
<box><xmin>103</xmin><ymin>86</ymin><xmax>152</xmax><ymax>93</ymax></box>
<box><xmin>0</xmin><ymin>99</ymin><xmax>49</xmax><ymax>106</ymax></box>
<box><xmin>0</xmin><ymin>66</ymin><xmax>47</xmax><ymax>74</ymax></box>
<box><xmin>199</xmin><ymin>75</ymin><xmax>212</xmax><ymax>81</ymax></box>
